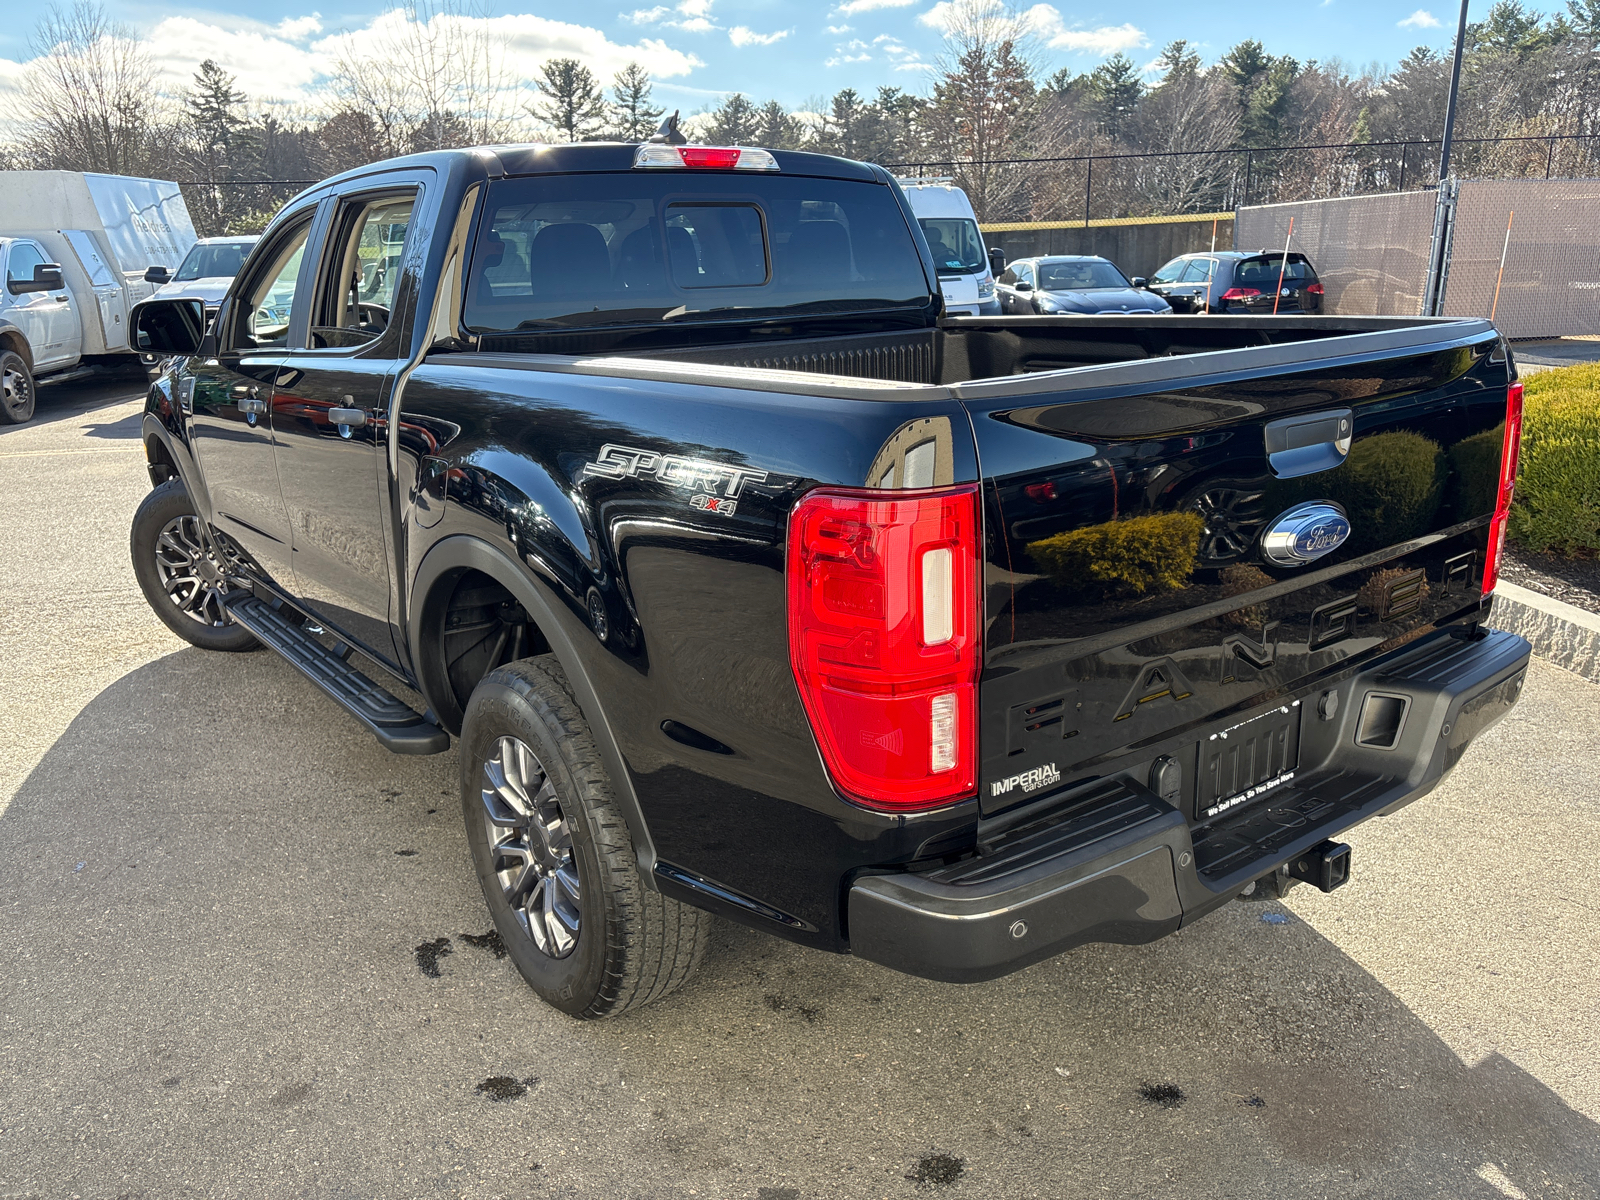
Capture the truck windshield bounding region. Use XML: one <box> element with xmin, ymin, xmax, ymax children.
<box><xmin>917</xmin><ymin>218</ymin><xmax>985</xmax><ymax>276</ymax></box>
<box><xmin>175</xmin><ymin>241</ymin><xmax>254</xmax><ymax>281</ymax></box>
<box><xmin>463</xmin><ymin>173</ymin><xmax>932</xmax><ymax>332</ymax></box>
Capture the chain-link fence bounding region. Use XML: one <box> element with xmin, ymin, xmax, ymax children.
<box><xmin>1235</xmin><ymin>191</ymin><xmax>1438</xmax><ymax>318</ymax></box>
<box><xmin>1442</xmin><ymin>179</ymin><xmax>1600</xmax><ymax>339</ymax></box>
<box><xmin>1237</xmin><ymin>177</ymin><xmax>1600</xmax><ymax>339</ymax></box>
<box><xmin>891</xmin><ymin>133</ymin><xmax>1600</xmax><ymax>226</ymax></box>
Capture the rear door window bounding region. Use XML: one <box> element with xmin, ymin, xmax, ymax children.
<box><xmin>1149</xmin><ymin>257</ymin><xmax>1188</xmax><ymax>285</ymax></box>
<box><xmin>463</xmin><ymin>172</ymin><xmax>931</xmax><ymax>333</ymax></box>
<box><xmin>1179</xmin><ymin>258</ymin><xmax>1217</xmax><ymax>283</ymax></box>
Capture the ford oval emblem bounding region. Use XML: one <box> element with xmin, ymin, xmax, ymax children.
<box><xmin>1261</xmin><ymin>502</ymin><xmax>1351</xmax><ymax>567</ymax></box>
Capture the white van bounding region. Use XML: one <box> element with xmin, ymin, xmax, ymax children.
<box><xmin>0</xmin><ymin>171</ymin><xmax>197</xmax><ymax>423</ymax></box>
<box><xmin>895</xmin><ymin>180</ymin><xmax>1000</xmax><ymax>317</ymax></box>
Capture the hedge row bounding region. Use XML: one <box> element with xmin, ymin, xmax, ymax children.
<box><xmin>1512</xmin><ymin>362</ymin><xmax>1600</xmax><ymax>556</ymax></box>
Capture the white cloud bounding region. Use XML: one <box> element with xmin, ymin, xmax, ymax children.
<box><xmin>1399</xmin><ymin>9</ymin><xmax>1441</xmax><ymax>28</ymax></box>
<box><xmin>836</xmin><ymin>0</ymin><xmax>916</xmax><ymax>14</ymax></box>
<box><xmin>825</xmin><ymin>53</ymin><xmax>873</xmax><ymax>66</ymax></box>
<box><xmin>625</xmin><ymin>0</ymin><xmax>718</xmax><ymax>33</ymax></box>
<box><xmin>728</xmin><ymin>26</ymin><xmax>790</xmax><ymax>47</ymax></box>
<box><xmin>919</xmin><ymin>2</ymin><xmax>1145</xmax><ymax>57</ymax></box>
<box><xmin>826</xmin><ymin>24</ymin><xmax>854</xmax><ymax>33</ymax></box>
<box><xmin>8</xmin><ymin>8</ymin><xmax>704</xmax><ymax>114</ymax></box>
<box><xmin>1024</xmin><ymin>7</ymin><xmax>1148</xmax><ymax>55</ymax></box>
<box><xmin>274</xmin><ymin>14</ymin><xmax>324</xmax><ymax>40</ymax></box>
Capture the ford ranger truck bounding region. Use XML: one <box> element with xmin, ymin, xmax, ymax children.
<box><xmin>128</xmin><ymin>134</ymin><xmax>1531</xmax><ymax>1019</ymax></box>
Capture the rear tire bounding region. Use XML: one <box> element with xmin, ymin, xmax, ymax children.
<box><xmin>1</xmin><ymin>350</ymin><xmax>35</xmax><ymax>425</ymax></box>
<box><xmin>461</xmin><ymin>655</ymin><xmax>709</xmax><ymax>1019</ymax></box>
<box><xmin>130</xmin><ymin>479</ymin><xmax>260</xmax><ymax>651</ymax></box>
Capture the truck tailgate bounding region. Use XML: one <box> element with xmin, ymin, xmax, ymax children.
<box><xmin>959</xmin><ymin>322</ymin><xmax>1511</xmax><ymax>820</ymax></box>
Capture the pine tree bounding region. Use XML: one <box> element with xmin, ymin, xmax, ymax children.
<box><xmin>531</xmin><ymin>58</ymin><xmax>607</xmax><ymax>142</ymax></box>
<box><xmin>186</xmin><ymin>60</ymin><xmax>246</xmax><ymax>153</ymax></box>
<box><xmin>1086</xmin><ymin>54</ymin><xmax>1143</xmax><ymax>138</ymax></box>
<box><xmin>610</xmin><ymin>62</ymin><xmax>662</xmax><ymax>141</ymax></box>
<box><xmin>755</xmin><ymin>100</ymin><xmax>806</xmax><ymax>149</ymax></box>
<box><xmin>703</xmin><ymin>93</ymin><xmax>760</xmax><ymax>144</ymax></box>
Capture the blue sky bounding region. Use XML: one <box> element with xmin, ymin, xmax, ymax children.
<box><xmin>0</xmin><ymin>1</ymin><xmax>1574</xmax><ymax>116</ymax></box>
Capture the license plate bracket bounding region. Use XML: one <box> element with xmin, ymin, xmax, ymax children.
<box><xmin>1194</xmin><ymin>701</ymin><xmax>1304</xmax><ymax>822</ymax></box>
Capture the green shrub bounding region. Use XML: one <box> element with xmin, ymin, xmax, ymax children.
<box><xmin>1510</xmin><ymin>364</ymin><xmax>1600</xmax><ymax>556</ymax></box>
<box><xmin>1320</xmin><ymin>431</ymin><xmax>1447</xmax><ymax>554</ymax></box>
<box><xmin>1028</xmin><ymin>511</ymin><xmax>1203</xmax><ymax>595</ymax></box>
<box><xmin>1447</xmin><ymin>423</ymin><xmax>1504</xmax><ymax>521</ymax></box>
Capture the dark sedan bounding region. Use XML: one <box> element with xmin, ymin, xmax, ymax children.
<box><xmin>1142</xmin><ymin>250</ymin><xmax>1324</xmax><ymax>314</ymax></box>
<box><xmin>996</xmin><ymin>255</ymin><xmax>1172</xmax><ymax>316</ymax></box>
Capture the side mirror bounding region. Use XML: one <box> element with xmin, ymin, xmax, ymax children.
<box><xmin>988</xmin><ymin>247</ymin><xmax>1006</xmax><ymax>276</ymax></box>
<box><xmin>1131</xmin><ymin>277</ymin><xmax>1149</xmax><ymax>289</ymax></box>
<box><xmin>144</xmin><ymin>265</ymin><xmax>172</xmax><ymax>284</ymax></box>
<box><xmin>1015</xmin><ymin>280</ymin><xmax>1033</xmax><ymax>293</ymax></box>
<box><xmin>7</xmin><ymin>263</ymin><xmax>65</xmax><ymax>295</ymax></box>
<box><xmin>132</xmin><ymin>297</ymin><xmax>206</xmax><ymax>355</ymax></box>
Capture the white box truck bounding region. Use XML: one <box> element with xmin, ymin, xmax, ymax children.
<box><xmin>0</xmin><ymin>171</ymin><xmax>197</xmax><ymax>423</ymax></box>
<box><xmin>895</xmin><ymin>179</ymin><xmax>1000</xmax><ymax>317</ymax></box>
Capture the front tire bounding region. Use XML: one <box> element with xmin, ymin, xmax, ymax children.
<box><xmin>1</xmin><ymin>350</ymin><xmax>35</xmax><ymax>425</ymax></box>
<box><xmin>461</xmin><ymin>656</ymin><xmax>709</xmax><ymax>1019</ymax></box>
<box><xmin>130</xmin><ymin>479</ymin><xmax>260</xmax><ymax>651</ymax></box>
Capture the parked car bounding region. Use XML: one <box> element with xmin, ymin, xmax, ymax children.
<box><xmin>896</xmin><ymin>179</ymin><xmax>1000</xmax><ymax>315</ymax></box>
<box><xmin>1143</xmin><ymin>250</ymin><xmax>1325</xmax><ymax>314</ymax></box>
<box><xmin>130</xmin><ymin>135</ymin><xmax>1528</xmax><ymax>1020</ymax></box>
<box><xmin>148</xmin><ymin>235</ymin><xmax>260</xmax><ymax>321</ymax></box>
<box><xmin>0</xmin><ymin>170</ymin><xmax>197</xmax><ymax>423</ymax></box>
<box><xmin>996</xmin><ymin>255</ymin><xmax>1172</xmax><ymax>316</ymax></box>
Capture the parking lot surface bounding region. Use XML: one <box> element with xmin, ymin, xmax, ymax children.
<box><xmin>2</xmin><ymin>377</ymin><xmax>1598</xmax><ymax>1200</ymax></box>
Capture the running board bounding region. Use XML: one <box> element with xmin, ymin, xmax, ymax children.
<box><xmin>225</xmin><ymin>594</ymin><xmax>450</xmax><ymax>755</ymax></box>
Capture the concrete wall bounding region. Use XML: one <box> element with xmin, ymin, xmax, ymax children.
<box><xmin>979</xmin><ymin>214</ymin><xmax>1235</xmax><ymax>280</ymax></box>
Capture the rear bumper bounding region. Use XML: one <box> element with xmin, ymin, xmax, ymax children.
<box><xmin>848</xmin><ymin>626</ymin><xmax>1531</xmax><ymax>983</ymax></box>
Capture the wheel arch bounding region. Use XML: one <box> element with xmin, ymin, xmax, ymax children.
<box><xmin>409</xmin><ymin>534</ymin><xmax>659</xmax><ymax>882</ymax></box>
<box><xmin>0</xmin><ymin>323</ymin><xmax>32</xmax><ymax>370</ymax></box>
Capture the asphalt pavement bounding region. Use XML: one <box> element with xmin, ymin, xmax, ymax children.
<box><xmin>1</xmin><ymin>374</ymin><xmax>1597</xmax><ymax>1200</ymax></box>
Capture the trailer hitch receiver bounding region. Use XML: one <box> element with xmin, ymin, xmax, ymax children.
<box><xmin>1288</xmin><ymin>840</ymin><xmax>1351</xmax><ymax>893</ymax></box>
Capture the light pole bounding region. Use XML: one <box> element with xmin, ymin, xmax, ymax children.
<box><xmin>1438</xmin><ymin>0</ymin><xmax>1471</xmax><ymax>183</ymax></box>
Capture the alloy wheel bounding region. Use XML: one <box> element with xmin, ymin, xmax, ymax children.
<box><xmin>480</xmin><ymin>735</ymin><xmax>581</xmax><ymax>958</ymax></box>
<box><xmin>1190</xmin><ymin>483</ymin><xmax>1270</xmax><ymax>564</ymax></box>
<box><xmin>152</xmin><ymin>515</ymin><xmax>238</xmax><ymax>627</ymax></box>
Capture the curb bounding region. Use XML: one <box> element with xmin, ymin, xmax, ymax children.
<box><xmin>1490</xmin><ymin>581</ymin><xmax>1600</xmax><ymax>684</ymax></box>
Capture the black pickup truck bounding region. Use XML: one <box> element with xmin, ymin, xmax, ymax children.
<box><xmin>130</xmin><ymin>135</ymin><xmax>1531</xmax><ymax>1019</ymax></box>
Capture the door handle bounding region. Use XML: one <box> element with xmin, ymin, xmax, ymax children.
<box><xmin>237</xmin><ymin>395</ymin><xmax>268</xmax><ymax>415</ymax></box>
<box><xmin>328</xmin><ymin>407</ymin><xmax>367</xmax><ymax>427</ymax></box>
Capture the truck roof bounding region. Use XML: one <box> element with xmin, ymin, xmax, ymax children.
<box><xmin>309</xmin><ymin>143</ymin><xmax>885</xmax><ymax>198</ymax></box>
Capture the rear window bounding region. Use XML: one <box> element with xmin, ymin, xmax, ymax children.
<box><xmin>464</xmin><ymin>173</ymin><xmax>932</xmax><ymax>332</ymax></box>
<box><xmin>1237</xmin><ymin>254</ymin><xmax>1315</xmax><ymax>286</ymax></box>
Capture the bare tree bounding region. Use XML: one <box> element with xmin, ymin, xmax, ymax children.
<box><xmin>12</xmin><ymin>2</ymin><xmax>166</xmax><ymax>175</ymax></box>
<box><xmin>325</xmin><ymin>0</ymin><xmax>518</xmax><ymax>159</ymax></box>
<box><xmin>920</xmin><ymin>0</ymin><xmax>1038</xmax><ymax>220</ymax></box>
<box><xmin>1127</xmin><ymin>41</ymin><xmax>1242</xmax><ymax>214</ymax></box>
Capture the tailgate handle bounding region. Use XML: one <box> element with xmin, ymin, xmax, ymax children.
<box><xmin>1264</xmin><ymin>408</ymin><xmax>1353</xmax><ymax>479</ymax></box>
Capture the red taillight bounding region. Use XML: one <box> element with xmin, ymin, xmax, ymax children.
<box><xmin>1220</xmin><ymin>287</ymin><xmax>1261</xmax><ymax>301</ymax></box>
<box><xmin>679</xmin><ymin>146</ymin><xmax>742</xmax><ymax>169</ymax></box>
<box><xmin>1483</xmin><ymin>380</ymin><xmax>1525</xmax><ymax>594</ymax></box>
<box><xmin>787</xmin><ymin>485</ymin><xmax>982</xmax><ymax>811</ymax></box>
<box><xmin>1306</xmin><ymin>282</ymin><xmax>1325</xmax><ymax>295</ymax></box>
